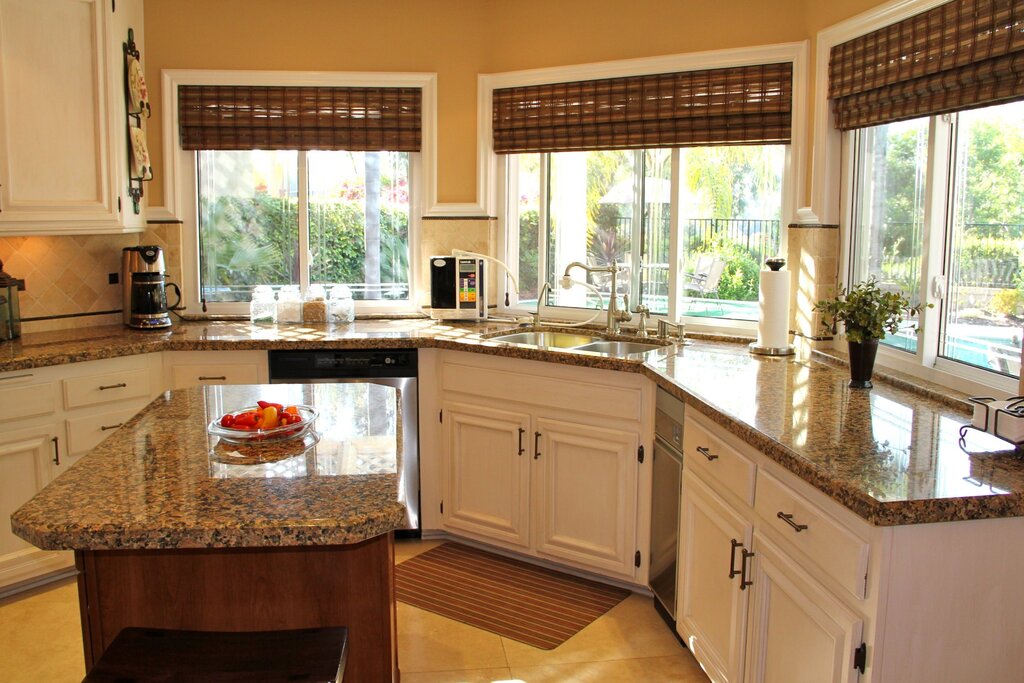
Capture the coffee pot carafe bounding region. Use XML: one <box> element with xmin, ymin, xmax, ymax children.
<box><xmin>121</xmin><ymin>246</ymin><xmax>180</xmax><ymax>329</ymax></box>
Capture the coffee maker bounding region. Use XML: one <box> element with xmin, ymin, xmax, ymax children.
<box><xmin>121</xmin><ymin>246</ymin><xmax>180</xmax><ymax>329</ymax></box>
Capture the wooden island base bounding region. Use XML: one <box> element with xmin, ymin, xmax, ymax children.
<box><xmin>75</xmin><ymin>533</ymin><xmax>398</xmax><ymax>683</ymax></box>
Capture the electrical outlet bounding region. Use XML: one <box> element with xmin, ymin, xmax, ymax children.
<box><xmin>108</xmin><ymin>272</ymin><xmax>119</xmax><ymax>285</ymax></box>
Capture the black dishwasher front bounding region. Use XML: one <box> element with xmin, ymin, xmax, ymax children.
<box><xmin>268</xmin><ymin>349</ymin><xmax>419</xmax><ymax>536</ymax></box>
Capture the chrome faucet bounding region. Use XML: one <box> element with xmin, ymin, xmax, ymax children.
<box><xmin>561</xmin><ymin>261</ymin><xmax>632</xmax><ymax>334</ymax></box>
<box><xmin>657</xmin><ymin>319</ymin><xmax>685</xmax><ymax>341</ymax></box>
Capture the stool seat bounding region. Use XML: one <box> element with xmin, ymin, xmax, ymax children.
<box><xmin>82</xmin><ymin>626</ymin><xmax>348</xmax><ymax>683</ymax></box>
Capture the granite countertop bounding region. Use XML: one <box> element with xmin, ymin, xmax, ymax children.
<box><xmin>4</xmin><ymin>319</ymin><xmax>1021</xmax><ymax>527</ymax></box>
<box><xmin>11</xmin><ymin>382</ymin><xmax>406</xmax><ymax>550</ymax></box>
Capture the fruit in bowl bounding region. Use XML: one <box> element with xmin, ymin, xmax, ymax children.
<box><xmin>209</xmin><ymin>401</ymin><xmax>318</xmax><ymax>443</ymax></box>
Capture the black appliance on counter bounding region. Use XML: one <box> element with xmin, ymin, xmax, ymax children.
<box><xmin>121</xmin><ymin>246</ymin><xmax>180</xmax><ymax>329</ymax></box>
<box><xmin>429</xmin><ymin>255</ymin><xmax>486</xmax><ymax>321</ymax></box>
<box><xmin>269</xmin><ymin>349</ymin><xmax>420</xmax><ymax>537</ymax></box>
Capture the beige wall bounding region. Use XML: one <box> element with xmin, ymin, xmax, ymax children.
<box><xmin>144</xmin><ymin>0</ymin><xmax>890</xmax><ymax>210</ymax></box>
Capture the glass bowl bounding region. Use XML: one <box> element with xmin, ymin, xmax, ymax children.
<box><xmin>208</xmin><ymin>404</ymin><xmax>319</xmax><ymax>444</ymax></box>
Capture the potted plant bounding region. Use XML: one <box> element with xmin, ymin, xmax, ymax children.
<box><xmin>814</xmin><ymin>279</ymin><xmax>927</xmax><ymax>388</ymax></box>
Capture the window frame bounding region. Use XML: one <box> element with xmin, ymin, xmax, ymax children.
<box><xmin>840</xmin><ymin>109</ymin><xmax>1021</xmax><ymax>397</ymax></box>
<box><xmin>482</xmin><ymin>43</ymin><xmax>808</xmax><ymax>332</ymax></box>
<box><xmin>159</xmin><ymin>69</ymin><xmax>436</xmax><ymax>316</ymax></box>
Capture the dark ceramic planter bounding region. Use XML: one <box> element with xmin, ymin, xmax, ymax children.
<box><xmin>848</xmin><ymin>339</ymin><xmax>879</xmax><ymax>388</ymax></box>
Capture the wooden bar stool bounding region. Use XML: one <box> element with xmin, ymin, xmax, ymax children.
<box><xmin>82</xmin><ymin>626</ymin><xmax>348</xmax><ymax>682</ymax></box>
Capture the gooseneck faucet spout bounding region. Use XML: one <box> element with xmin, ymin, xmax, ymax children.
<box><xmin>561</xmin><ymin>261</ymin><xmax>632</xmax><ymax>334</ymax></box>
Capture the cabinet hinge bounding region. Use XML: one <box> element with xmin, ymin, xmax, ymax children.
<box><xmin>853</xmin><ymin>642</ymin><xmax>867</xmax><ymax>674</ymax></box>
<box><xmin>637</xmin><ymin>445</ymin><xmax>645</xmax><ymax>463</ymax></box>
<box><xmin>634</xmin><ymin>550</ymin><xmax>641</xmax><ymax>568</ymax></box>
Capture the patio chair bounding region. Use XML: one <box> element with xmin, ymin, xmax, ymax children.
<box><xmin>683</xmin><ymin>256</ymin><xmax>726</xmax><ymax>313</ymax></box>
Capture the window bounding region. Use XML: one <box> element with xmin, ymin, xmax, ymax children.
<box><xmin>507</xmin><ymin>145</ymin><xmax>785</xmax><ymax>323</ymax></box>
<box><xmin>490</xmin><ymin>49</ymin><xmax>803</xmax><ymax>328</ymax></box>
<box><xmin>167</xmin><ymin>72</ymin><xmax>433</xmax><ymax>316</ymax></box>
<box><xmin>847</xmin><ymin>101</ymin><xmax>1024</xmax><ymax>385</ymax></box>
<box><xmin>831</xmin><ymin>0</ymin><xmax>1024</xmax><ymax>389</ymax></box>
<box><xmin>196</xmin><ymin>150</ymin><xmax>411</xmax><ymax>304</ymax></box>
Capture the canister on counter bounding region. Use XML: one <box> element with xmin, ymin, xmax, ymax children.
<box><xmin>0</xmin><ymin>259</ymin><xmax>23</xmax><ymax>341</ymax></box>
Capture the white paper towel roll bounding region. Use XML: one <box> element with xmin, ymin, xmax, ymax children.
<box><xmin>757</xmin><ymin>270</ymin><xmax>790</xmax><ymax>349</ymax></box>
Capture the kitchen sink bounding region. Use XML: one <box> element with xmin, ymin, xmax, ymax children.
<box><xmin>572</xmin><ymin>340</ymin><xmax>666</xmax><ymax>355</ymax></box>
<box><xmin>487</xmin><ymin>331</ymin><xmax>601</xmax><ymax>348</ymax></box>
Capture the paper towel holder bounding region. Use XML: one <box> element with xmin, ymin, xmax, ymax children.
<box><xmin>749</xmin><ymin>257</ymin><xmax>795</xmax><ymax>357</ymax></box>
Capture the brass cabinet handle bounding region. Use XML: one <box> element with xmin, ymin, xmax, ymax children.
<box><xmin>729</xmin><ymin>539</ymin><xmax>743</xmax><ymax>579</ymax></box>
<box><xmin>518</xmin><ymin>428</ymin><xmax>525</xmax><ymax>456</ymax></box>
<box><xmin>51</xmin><ymin>436</ymin><xmax>60</xmax><ymax>466</ymax></box>
<box><xmin>777</xmin><ymin>511</ymin><xmax>808</xmax><ymax>532</ymax></box>
<box><xmin>534</xmin><ymin>431</ymin><xmax>541</xmax><ymax>459</ymax></box>
<box><xmin>99</xmin><ymin>382</ymin><xmax>127</xmax><ymax>390</ymax></box>
<box><xmin>198</xmin><ymin>375</ymin><xmax>227</xmax><ymax>381</ymax></box>
<box><xmin>696</xmin><ymin>446</ymin><xmax>719</xmax><ymax>461</ymax></box>
<box><xmin>101</xmin><ymin>423</ymin><xmax>124</xmax><ymax>431</ymax></box>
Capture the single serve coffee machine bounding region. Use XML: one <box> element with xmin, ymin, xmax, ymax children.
<box><xmin>121</xmin><ymin>246</ymin><xmax>180</xmax><ymax>329</ymax></box>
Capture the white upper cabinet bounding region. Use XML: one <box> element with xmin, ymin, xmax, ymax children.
<box><xmin>0</xmin><ymin>0</ymin><xmax>146</xmax><ymax>234</ymax></box>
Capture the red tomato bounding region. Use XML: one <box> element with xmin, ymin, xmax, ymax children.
<box><xmin>219</xmin><ymin>414</ymin><xmax>235</xmax><ymax>427</ymax></box>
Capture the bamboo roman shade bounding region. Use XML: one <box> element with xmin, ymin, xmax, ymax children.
<box><xmin>178</xmin><ymin>85</ymin><xmax>422</xmax><ymax>151</ymax></box>
<box><xmin>492</xmin><ymin>63</ymin><xmax>793</xmax><ymax>154</ymax></box>
<box><xmin>829</xmin><ymin>0</ymin><xmax>1024</xmax><ymax>130</ymax></box>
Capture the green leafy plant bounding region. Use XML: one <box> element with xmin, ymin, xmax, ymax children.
<box><xmin>814</xmin><ymin>279</ymin><xmax>929</xmax><ymax>343</ymax></box>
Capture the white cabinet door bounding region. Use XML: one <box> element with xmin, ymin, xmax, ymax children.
<box><xmin>0</xmin><ymin>0</ymin><xmax>120</xmax><ymax>231</ymax></box>
<box><xmin>745</xmin><ymin>531</ymin><xmax>864</xmax><ymax>683</ymax></box>
<box><xmin>442</xmin><ymin>401</ymin><xmax>531</xmax><ymax>549</ymax></box>
<box><xmin>678</xmin><ymin>471</ymin><xmax>753</xmax><ymax>683</ymax></box>
<box><xmin>0</xmin><ymin>423</ymin><xmax>72</xmax><ymax>589</ymax></box>
<box><xmin>533</xmin><ymin>417</ymin><xmax>638</xmax><ymax>579</ymax></box>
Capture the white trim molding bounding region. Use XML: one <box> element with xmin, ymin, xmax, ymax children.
<box><xmin>154</xmin><ymin>68</ymin><xmax>438</xmax><ymax>220</ymax></box>
<box><xmin>478</xmin><ymin>41</ymin><xmax>810</xmax><ymax>224</ymax></box>
<box><xmin>809</xmin><ymin>0</ymin><xmax>950</xmax><ymax>225</ymax></box>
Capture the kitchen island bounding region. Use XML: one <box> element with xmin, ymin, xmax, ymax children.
<box><xmin>11</xmin><ymin>382</ymin><xmax>405</xmax><ymax>683</ymax></box>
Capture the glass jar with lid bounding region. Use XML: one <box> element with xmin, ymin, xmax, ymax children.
<box><xmin>249</xmin><ymin>285</ymin><xmax>277</xmax><ymax>324</ymax></box>
<box><xmin>276</xmin><ymin>285</ymin><xmax>303</xmax><ymax>324</ymax></box>
<box><xmin>328</xmin><ymin>285</ymin><xmax>355</xmax><ymax>324</ymax></box>
<box><xmin>303</xmin><ymin>284</ymin><xmax>328</xmax><ymax>323</ymax></box>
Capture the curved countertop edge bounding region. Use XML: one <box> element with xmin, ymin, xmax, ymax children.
<box><xmin>4</xmin><ymin>322</ymin><xmax>1018</xmax><ymax>529</ymax></box>
<box><xmin>11</xmin><ymin>504</ymin><xmax>408</xmax><ymax>551</ymax></box>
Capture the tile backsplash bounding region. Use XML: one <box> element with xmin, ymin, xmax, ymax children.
<box><xmin>0</xmin><ymin>234</ymin><xmax>138</xmax><ymax>333</ymax></box>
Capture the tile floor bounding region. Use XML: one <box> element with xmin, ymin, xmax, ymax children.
<box><xmin>0</xmin><ymin>539</ymin><xmax>709</xmax><ymax>683</ymax></box>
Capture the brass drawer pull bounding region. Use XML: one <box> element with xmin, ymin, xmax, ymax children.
<box><xmin>99</xmin><ymin>382</ymin><xmax>127</xmax><ymax>390</ymax></box>
<box><xmin>696</xmin><ymin>446</ymin><xmax>719</xmax><ymax>461</ymax></box>
<box><xmin>777</xmin><ymin>511</ymin><xmax>808</xmax><ymax>532</ymax></box>
<box><xmin>198</xmin><ymin>375</ymin><xmax>227</xmax><ymax>381</ymax></box>
<box><xmin>101</xmin><ymin>423</ymin><xmax>124</xmax><ymax>431</ymax></box>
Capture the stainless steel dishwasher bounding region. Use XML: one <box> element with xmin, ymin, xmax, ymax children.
<box><xmin>650</xmin><ymin>387</ymin><xmax>684</xmax><ymax>628</ymax></box>
<box><xmin>268</xmin><ymin>349</ymin><xmax>420</xmax><ymax>537</ymax></box>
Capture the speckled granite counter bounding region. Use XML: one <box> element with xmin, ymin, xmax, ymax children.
<box><xmin>4</xmin><ymin>319</ymin><xmax>1021</xmax><ymax>527</ymax></box>
<box><xmin>11</xmin><ymin>382</ymin><xmax>405</xmax><ymax>550</ymax></box>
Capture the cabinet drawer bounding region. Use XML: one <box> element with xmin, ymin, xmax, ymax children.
<box><xmin>0</xmin><ymin>379</ymin><xmax>55</xmax><ymax>422</ymax></box>
<box><xmin>683</xmin><ymin>415</ymin><xmax>756</xmax><ymax>506</ymax></box>
<box><xmin>171</xmin><ymin>364</ymin><xmax>259</xmax><ymax>389</ymax></box>
<box><xmin>755</xmin><ymin>469</ymin><xmax>870</xmax><ymax>600</ymax></box>
<box><xmin>63</xmin><ymin>368</ymin><xmax>150</xmax><ymax>409</ymax></box>
<box><xmin>66</xmin><ymin>406</ymin><xmax>142</xmax><ymax>457</ymax></box>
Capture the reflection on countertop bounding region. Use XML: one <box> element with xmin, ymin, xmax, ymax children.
<box><xmin>11</xmin><ymin>382</ymin><xmax>404</xmax><ymax>551</ymax></box>
<box><xmin>3</xmin><ymin>319</ymin><xmax>1023</xmax><ymax>527</ymax></box>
